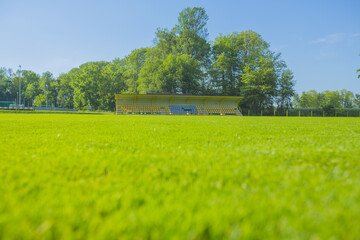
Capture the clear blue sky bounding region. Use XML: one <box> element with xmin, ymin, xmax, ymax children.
<box><xmin>1</xmin><ymin>0</ymin><xmax>359</xmax><ymax>93</ymax></box>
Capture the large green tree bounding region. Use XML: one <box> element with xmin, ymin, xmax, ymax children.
<box><xmin>276</xmin><ymin>69</ymin><xmax>295</xmax><ymax>109</ymax></box>
<box><xmin>354</xmin><ymin>94</ymin><xmax>360</xmax><ymax>107</ymax></box>
<box><xmin>39</xmin><ymin>71</ymin><xmax>56</xmax><ymax>106</ymax></box>
<box><xmin>71</xmin><ymin>62</ymin><xmax>109</xmax><ymax>110</ymax></box>
<box><xmin>241</xmin><ymin>57</ymin><xmax>277</xmax><ymax>109</ymax></box>
<box><xmin>138</xmin><ymin>7</ymin><xmax>209</xmax><ymax>95</ymax></box>
<box><xmin>68</xmin><ymin>61</ymin><xmax>126</xmax><ymax>111</ymax></box>
<box><xmin>174</xmin><ymin>7</ymin><xmax>210</xmax><ymax>65</ymax></box>
<box><xmin>298</xmin><ymin>90</ymin><xmax>323</xmax><ymax>108</ymax></box>
<box><xmin>123</xmin><ymin>48</ymin><xmax>149</xmax><ymax>94</ymax></box>
<box><xmin>175</xmin><ymin>7</ymin><xmax>209</xmax><ymax>39</ymax></box>
<box><xmin>100</xmin><ymin>61</ymin><xmax>126</xmax><ymax>110</ymax></box>
<box><xmin>0</xmin><ymin>68</ymin><xmax>12</xmax><ymax>100</ymax></box>
<box><xmin>211</xmin><ymin>30</ymin><xmax>294</xmax><ymax>109</ymax></box>
<box><xmin>211</xmin><ymin>31</ymin><xmax>270</xmax><ymax>96</ymax></box>
<box><xmin>57</xmin><ymin>72</ymin><xmax>75</xmax><ymax>109</ymax></box>
<box><xmin>292</xmin><ymin>93</ymin><xmax>300</xmax><ymax>108</ymax></box>
<box><xmin>138</xmin><ymin>53</ymin><xmax>202</xmax><ymax>94</ymax></box>
<box><xmin>340</xmin><ymin>89</ymin><xmax>355</xmax><ymax>108</ymax></box>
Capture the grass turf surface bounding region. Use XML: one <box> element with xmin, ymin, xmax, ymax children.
<box><xmin>1</xmin><ymin>114</ymin><xmax>359</xmax><ymax>239</ymax></box>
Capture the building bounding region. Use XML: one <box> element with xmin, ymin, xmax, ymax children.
<box><xmin>115</xmin><ymin>93</ymin><xmax>243</xmax><ymax>115</ymax></box>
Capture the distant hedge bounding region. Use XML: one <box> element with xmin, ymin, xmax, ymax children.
<box><xmin>241</xmin><ymin>108</ymin><xmax>360</xmax><ymax>117</ymax></box>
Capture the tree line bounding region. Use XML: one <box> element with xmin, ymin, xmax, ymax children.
<box><xmin>293</xmin><ymin>90</ymin><xmax>360</xmax><ymax>110</ymax></box>
<box><xmin>0</xmin><ymin>7</ymin><xmax>358</xmax><ymax>111</ymax></box>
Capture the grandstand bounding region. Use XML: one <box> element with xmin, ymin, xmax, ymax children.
<box><xmin>115</xmin><ymin>94</ymin><xmax>243</xmax><ymax>115</ymax></box>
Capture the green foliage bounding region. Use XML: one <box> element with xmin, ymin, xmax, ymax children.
<box><xmin>40</xmin><ymin>71</ymin><xmax>56</xmax><ymax>106</ymax></box>
<box><xmin>210</xmin><ymin>31</ymin><xmax>294</xmax><ymax>109</ymax></box>
<box><xmin>176</xmin><ymin>29</ymin><xmax>211</xmax><ymax>63</ymax></box>
<box><xmin>339</xmin><ymin>89</ymin><xmax>354</xmax><ymax>108</ymax></box>
<box><xmin>57</xmin><ymin>61</ymin><xmax>126</xmax><ymax>111</ymax></box>
<box><xmin>24</xmin><ymin>83</ymin><xmax>37</xmax><ymax>104</ymax></box>
<box><xmin>276</xmin><ymin>69</ymin><xmax>295</xmax><ymax>109</ymax></box>
<box><xmin>33</xmin><ymin>93</ymin><xmax>46</xmax><ymax>106</ymax></box>
<box><xmin>138</xmin><ymin>53</ymin><xmax>203</xmax><ymax>94</ymax></box>
<box><xmin>1</xmin><ymin>114</ymin><xmax>359</xmax><ymax>239</ymax></box>
<box><xmin>138</xmin><ymin>7</ymin><xmax>210</xmax><ymax>95</ymax></box>
<box><xmin>292</xmin><ymin>93</ymin><xmax>300</xmax><ymax>108</ymax></box>
<box><xmin>137</xmin><ymin>48</ymin><xmax>164</xmax><ymax>93</ymax></box>
<box><xmin>296</xmin><ymin>89</ymin><xmax>355</xmax><ymax>109</ymax></box>
<box><xmin>57</xmin><ymin>73</ymin><xmax>74</xmax><ymax>109</ymax></box>
<box><xmin>243</xmin><ymin>107</ymin><xmax>360</xmax><ymax>117</ymax></box>
<box><xmin>0</xmin><ymin>67</ymin><xmax>12</xmax><ymax>99</ymax></box>
<box><xmin>123</xmin><ymin>48</ymin><xmax>149</xmax><ymax>94</ymax></box>
<box><xmin>354</xmin><ymin>94</ymin><xmax>360</xmax><ymax>107</ymax></box>
<box><xmin>241</xmin><ymin>57</ymin><xmax>277</xmax><ymax>109</ymax></box>
<box><xmin>9</xmin><ymin>70</ymin><xmax>41</xmax><ymax>105</ymax></box>
<box><xmin>175</xmin><ymin>7</ymin><xmax>209</xmax><ymax>39</ymax></box>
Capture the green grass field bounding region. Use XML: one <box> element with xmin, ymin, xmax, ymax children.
<box><xmin>1</xmin><ymin>114</ymin><xmax>359</xmax><ymax>239</ymax></box>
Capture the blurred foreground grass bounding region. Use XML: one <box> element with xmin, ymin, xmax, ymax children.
<box><xmin>0</xmin><ymin>114</ymin><xmax>359</xmax><ymax>239</ymax></box>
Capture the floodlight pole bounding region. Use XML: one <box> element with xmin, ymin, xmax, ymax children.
<box><xmin>19</xmin><ymin>65</ymin><xmax>22</xmax><ymax>106</ymax></box>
